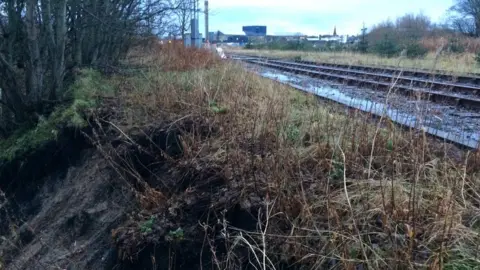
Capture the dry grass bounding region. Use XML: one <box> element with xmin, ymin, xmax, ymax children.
<box><xmin>125</xmin><ymin>40</ymin><xmax>218</xmax><ymax>71</ymax></box>
<box><xmin>228</xmin><ymin>48</ymin><xmax>480</xmax><ymax>75</ymax></box>
<box><xmin>98</xmin><ymin>44</ymin><xmax>480</xmax><ymax>269</ymax></box>
<box><xmin>421</xmin><ymin>36</ymin><xmax>480</xmax><ymax>54</ymax></box>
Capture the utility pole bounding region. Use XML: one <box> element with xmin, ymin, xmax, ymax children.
<box><xmin>190</xmin><ymin>0</ymin><xmax>200</xmax><ymax>48</ymax></box>
<box><xmin>205</xmin><ymin>0</ymin><xmax>209</xmax><ymax>43</ymax></box>
<box><xmin>359</xmin><ymin>22</ymin><xmax>368</xmax><ymax>53</ymax></box>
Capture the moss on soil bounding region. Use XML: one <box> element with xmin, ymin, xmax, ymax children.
<box><xmin>0</xmin><ymin>69</ymin><xmax>113</xmax><ymax>162</ymax></box>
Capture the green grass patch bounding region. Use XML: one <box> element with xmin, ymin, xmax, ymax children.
<box><xmin>0</xmin><ymin>69</ymin><xmax>113</xmax><ymax>162</ymax></box>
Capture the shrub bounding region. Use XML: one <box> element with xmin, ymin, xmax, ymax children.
<box><xmin>405</xmin><ymin>42</ymin><xmax>428</xmax><ymax>58</ymax></box>
<box><xmin>372</xmin><ymin>35</ymin><xmax>401</xmax><ymax>57</ymax></box>
<box><xmin>475</xmin><ymin>52</ymin><xmax>480</xmax><ymax>65</ymax></box>
<box><xmin>448</xmin><ymin>38</ymin><xmax>465</xmax><ymax>53</ymax></box>
<box><xmin>357</xmin><ymin>40</ymin><xmax>369</xmax><ymax>53</ymax></box>
<box><xmin>293</xmin><ymin>55</ymin><xmax>302</xmax><ymax>61</ymax></box>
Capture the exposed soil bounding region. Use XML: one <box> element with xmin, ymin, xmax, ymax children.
<box><xmin>1</xmin><ymin>149</ymin><xmax>128</xmax><ymax>269</ymax></box>
<box><xmin>0</xmin><ymin>113</ymin><xmax>269</xmax><ymax>270</ymax></box>
<box><xmin>0</xmin><ymin>121</ymin><xmax>132</xmax><ymax>269</ymax></box>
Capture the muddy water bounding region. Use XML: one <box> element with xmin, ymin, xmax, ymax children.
<box><xmin>256</xmin><ymin>67</ymin><xmax>480</xmax><ymax>149</ymax></box>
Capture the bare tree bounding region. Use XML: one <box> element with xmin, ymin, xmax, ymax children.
<box><xmin>0</xmin><ymin>0</ymin><xmax>182</xmax><ymax>134</ymax></box>
<box><xmin>449</xmin><ymin>0</ymin><xmax>480</xmax><ymax>36</ymax></box>
<box><xmin>177</xmin><ymin>0</ymin><xmax>193</xmax><ymax>39</ymax></box>
<box><xmin>167</xmin><ymin>0</ymin><xmax>193</xmax><ymax>39</ymax></box>
<box><xmin>367</xmin><ymin>14</ymin><xmax>432</xmax><ymax>57</ymax></box>
<box><xmin>396</xmin><ymin>13</ymin><xmax>431</xmax><ymax>40</ymax></box>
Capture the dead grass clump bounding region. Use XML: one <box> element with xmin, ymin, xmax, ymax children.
<box><xmin>421</xmin><ymin>36</ymin><xmax>480</xmax><ymax>54</ymax></box>
<box><xmin>125</xmin><ymin>40</ymin><xmax>219</xmax><ymax>71</ymax></box>
<box><xmin>91</xmin><ymin>58</ymin><xmax>480</xmax><ymax>269</ymax></box>
<box><xmin>160</xmin><ymin>46</ymin><xmax>219</xmax><ymax>71</ymax></box>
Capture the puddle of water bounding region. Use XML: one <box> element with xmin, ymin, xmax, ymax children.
<box><xmin>304</xmin><ymin>84</ymin><xmax>418</xmax><ymax>126</ymax></box>
<box><xmin>261</xmin><ymin>71</ymin><xmax>301</xmax><ymax>83</ymax></box>
<box><xmin>258</xmin><ymin>72</ymin><xmax>480</xmax><ymax>148</ymax></box>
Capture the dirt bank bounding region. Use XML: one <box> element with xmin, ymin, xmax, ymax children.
<box><xmin>0</xmin><ymin>115</ymin><xmax>271</xmax><ymax>269</ymax></box>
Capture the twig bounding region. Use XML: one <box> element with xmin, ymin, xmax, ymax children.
<box><xmin>104</xmin><ymin>120</ymin><xmax>137</xmax><ymax>145</ymax></box>
<box><xmin>337</xmin><ymin>142</ymin><xmax>370</xmax><ymax>269</ymax></box>
<box><xmin>461</xmin><ymin>151</ymin><xmax>470</xmax><ymax>207</ymax></box>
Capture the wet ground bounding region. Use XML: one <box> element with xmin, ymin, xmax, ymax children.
<box><xmin>243</xmin><ymin>63</ymin><xmax>480</xmax><ymax>149</ymax></box>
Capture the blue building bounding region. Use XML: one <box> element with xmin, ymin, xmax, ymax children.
<box><xmin>242</xmin><ymin>26</ymin><xmax>267</xmax><ymax>36</ymax></box>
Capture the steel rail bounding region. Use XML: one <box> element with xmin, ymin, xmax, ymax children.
<box><xmin>242</xmin><ymin>58</ymin><xmax>480</xmax><ymax>109</ymax></box>
<box><xmin>268</xmin><ymin>59</ymin><xmax>480</xmax><ymax>94</ymax></box>
<box><xmin>231</xmin><ymin>54</ymin><xmax>480</xmax><ymax>85</ymax></box>
<box><xmin>257</xmin><ymin>73</ymin><xmax>480</xmax><ymax>149</ymax></box>
<box><xmin>233</xmin><ymin>55</ymin><xmax>480</xmax><ymax>149</ymax></box>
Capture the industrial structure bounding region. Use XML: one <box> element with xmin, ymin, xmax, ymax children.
<box><xmin>181</xmin><ymin>1</ymin><xmax>353</xmax><ymax>48</ymax></box>
<box><xmin>180</xmin><ymin>3</ymin><xmax>357</xmax><ymax>48</ymax></box>
<box><xmin>183</xmin><ymin>0</ymin><xmax>202</xmax><ymax>48</ymax></box>
<box><xmin>242</xmin><ymin>26</ymin><xmax>267</xmax><ymax>36</ymax></box>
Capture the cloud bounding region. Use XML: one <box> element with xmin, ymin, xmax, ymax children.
<box><xmin>208</xmin><ymin>0</ymin><xmax>369</xmax><ymax>12</ymax></box>
<box><xmin>200</xmin><ymin>0</ymin><xmax>452</xmax><ymax>36</ymax></box>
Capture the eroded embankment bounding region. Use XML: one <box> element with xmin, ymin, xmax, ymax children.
<box><xmin>2</xmin><ymin>60</ymin><xmax>480</xmax><ymax>270</ymax></box>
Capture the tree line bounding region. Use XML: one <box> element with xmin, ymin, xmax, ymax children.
<box><xmin>0</xmin><ymin>0</ymin><xmax>193</xmax><ymax>137</ymax></box>
<box><xmin>359</xmin><ymin>0</ymin><xmax>480</xmax><ymax>56</ymax></box>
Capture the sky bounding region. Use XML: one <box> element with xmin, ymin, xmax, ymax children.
<box><xmin>199</xmin><ymin>0</ymin><xmax>454</xmax><ymax>36</ymax></box>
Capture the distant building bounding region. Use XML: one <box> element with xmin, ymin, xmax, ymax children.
<box><xmin>242</xmin><ymin>26</ymin><xmax>267</xmax><ymax>36</ymax></box>
<box><xmin>318</xmin><ymin>33</ymin><xmax>348</xmax><ymax>43</ymax></box>
<box><xmin>227</xmin><ymin>35</ymin><xmax>248</xmax><ymax>43</ymax></box>
<box><xmin>209</xmin><ymin>31</ymin><xmax>248</xmax><ymax>44</ymax></box>
<box><xmin>347</xmin><ymin>36</ymin><xmax>360</xmax><ymax>44</ymax></box>
<box><xmin>266</xmin><ymin>35</ymin><xmax>305</xmax><ymax>42</ymax></box>
<box><xmin>208</xmin><ymin>32</ymin><xmax>216</xmax><ymax>42</ymax></box>
<box><xmin>309</xmin><ymin>27</ymin><xmax>349</xmax><ymax>44</ymax></box>
<box><xmin>215</xmin><ymin>31</ymin><xmax>229</xmax><ymax>42</ymax></box>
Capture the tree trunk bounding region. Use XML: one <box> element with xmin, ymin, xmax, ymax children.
<box><xmin>71</xmin><ymin>0</ymin><xmax>84</xmax><ymax>67</ymax></box>
<box><xmin>0</xmin><ymin>54</ymin><xmax>28</xmax><ymax>123</ymax></box>
<box><xmin>26</xmin><ymin>0</ymin><xmax>43</xmax><ymax>109</ymax></box>
<box><xmin>476</xmin><ymin>18</ymin><xmax>480</xmax><ymax>37</ymax></box>
<box><xmin>51</xmin><ymin>0</ymin><xmax>67</xmax><ymax>100</ymax></box>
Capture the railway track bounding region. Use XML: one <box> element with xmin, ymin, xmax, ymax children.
<box><xmin>232</xmin><ymin>54</ymin><xmax>480</xmax><ymax>85</ymax></box>
<box><xmin>232</xmin><ymin>55</ymin><xmax>480</xmax><ymax>109</ymax></box>
<box><xmin>231</xmin><ymin>54</ymin><xmax>480</xmax><ymax>149</ymax></box>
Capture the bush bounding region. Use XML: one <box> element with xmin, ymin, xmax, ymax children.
<box><xmin>372</xmin><ymin>35</ymin><xmax>401</xmax><ymax>57</ymax></box>
<box><xmin>448</xmin><ymin>38</ymin><xmax>465</xmax><ymax>53</ymax></box>
<box><xmin>246</xmin><ymin>40</ymin><xmax>318</xmax><ymax>52</ymax></box>
<box><xmin>405</xmin><ymin>42</ymin><xmax>428</xmax><ymax>58</ymax></box>
<box><xmin>283</xmin><ymin>41</ymin><xmax>314</xmax><ymax>51</ymax></box>
<box><xmin>292</xmin><ymin>55</ymin><xmax>302</xmax><ymax>61</ymax></box>
<box><xmin>357</xmin><ymin>40</ymin><xmax>369</xmax><ymax>53</ymax></box>
<box><xmin>475</xmin><ymin>52</ymin><xmax>480</xmax><ymax>65</ymax></box>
